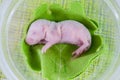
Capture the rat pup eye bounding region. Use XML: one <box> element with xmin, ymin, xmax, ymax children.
<box><xmin>32</xmin><ymin>32</ymin><xmax>37</xmax><ymax>35</ymax></box>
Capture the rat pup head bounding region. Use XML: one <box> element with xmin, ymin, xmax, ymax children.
<box><xmin>25</xmin><ymin>20</ymin><xmax>47</xmax><ymax>45</ymax></box>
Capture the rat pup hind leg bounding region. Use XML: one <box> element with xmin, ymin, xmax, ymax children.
<box><xmin>72</xmin><ymin>39</ymin><xmax>91</xmax><ymax>58</ymax></box>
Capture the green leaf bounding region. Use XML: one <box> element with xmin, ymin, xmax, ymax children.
<box><xmin>32</xmin><ymin>4</ymin><xmax>53</xmax><ymax>21</ymax></box>
<box><xmin>22</xmin><ymin>41</ymin><xmax>41</xmax><ymax>71</ymax></box>
<box><xmin>49</xmin><ymin>4</ymin><xmax>69</xmax><ymax>21</ymax></box>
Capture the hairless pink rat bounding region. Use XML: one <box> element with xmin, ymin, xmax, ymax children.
<box><xmin>25</xmin><ymin>19</ymin><xmax>91</xmax><ymax>58</ymax></box>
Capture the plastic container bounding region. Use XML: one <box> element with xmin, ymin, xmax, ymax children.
<box><xmin>0</xmin><ymin>0</ymin><xmax>120</xmax><ymax>80</ymax></box>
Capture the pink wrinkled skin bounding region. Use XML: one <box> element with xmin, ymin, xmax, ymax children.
<box><xmin>25</xmin><ymin>19</ymin><xmax>91</xmax><ymax>58</ymax></box>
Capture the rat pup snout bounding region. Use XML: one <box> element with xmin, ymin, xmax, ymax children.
<box><xmin>26</xmin><ymin>37</ymin><xmax>38</xmax><ymax>45</ymax></box>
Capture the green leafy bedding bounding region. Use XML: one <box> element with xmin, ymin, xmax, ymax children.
<box><xmin>22</xmin><ymin>2</ymin><xmax>102</xmax><ymax>80</ymax></box>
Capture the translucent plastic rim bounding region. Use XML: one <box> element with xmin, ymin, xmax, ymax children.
<box><xmin>0</xmin><ymin>0</ymin><xmax>22</xmax><ymax>80</ymax></box>
<box><xmin>0</xmin><ymin>0</ymin><xmax>120</xmax><ymax>80</ymax></box>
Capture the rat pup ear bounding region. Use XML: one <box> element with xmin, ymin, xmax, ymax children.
<box><xmin>42</xmin><ymin>25</ymin><xmax>49</xmax><ymax>39</ymax></box>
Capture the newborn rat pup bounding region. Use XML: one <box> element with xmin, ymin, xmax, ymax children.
<box><xmin>25</xmin><ymin>19</ymin><xmax>91</xmax><ymax>58</ymax></box>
